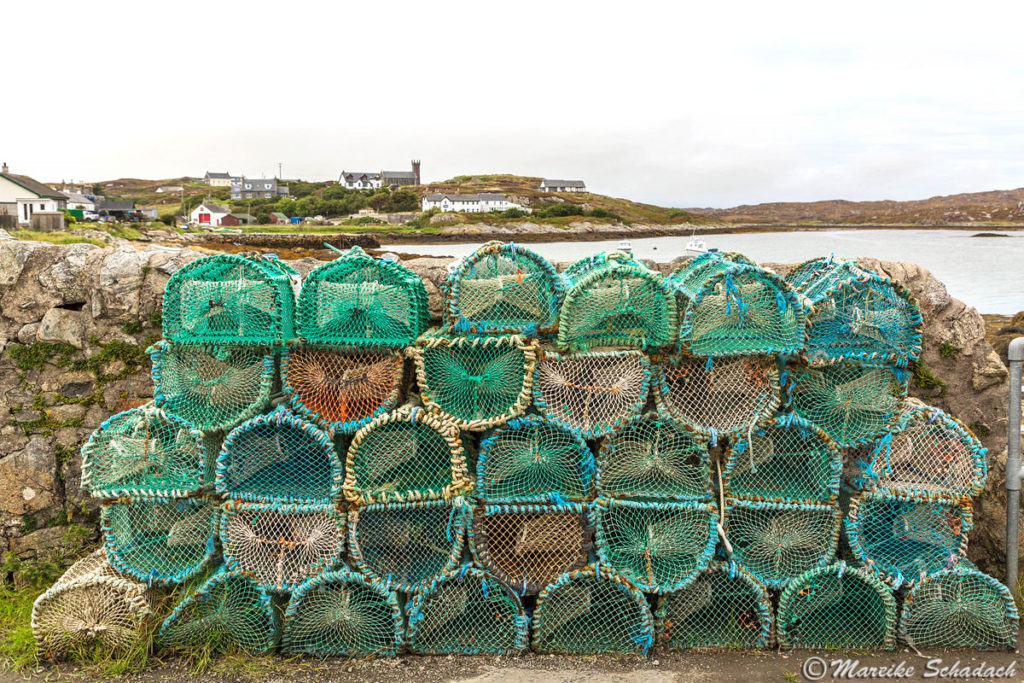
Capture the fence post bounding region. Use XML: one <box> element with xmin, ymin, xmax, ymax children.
<box><xmin>1006</xmin><ymin>338</ymin><xmax>1024</xmax><ymax>595</ymax></box>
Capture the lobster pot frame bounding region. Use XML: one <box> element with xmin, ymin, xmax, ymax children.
<box><xmin>593</xmin><ymin>498</ymin><xmax>718</xmax><ymax>594</ymax></box>
<box><xmin>679</xmin><ymin>263</ymin><xmax>806</xmax><ymax>358</ymax></box>
<box><xmin>343</xmin><ymin>407</ymin><xmax>470</xmax><ymax>505</ymax></box>
<box><xmin>597</xmin><ymin>413</ymin><xmax>711</xmax><ymax>501</ymax></box>
<box><xmin>844</xmin><ymin>491</ymin><xmax>972</xmax><ymax>589</ymax></box>
<box><xmin>653</xmin><ymin>355</ymin><xmax>779</xmax><ymax>438</ymax></box>
<box><xmin>81</xmin><ymin>404</ymin><xmax>205</xmax><ymax>499</ymax></box>
<box><xmin>283</xmin><ymin>344</ymin><xmax>407</xmax><ymax>434</ymax></box>
<box><xmin>655</xmin><ymin>561</ymin><xmax>773</xmax><ymax>650</ymax></box>
<box><xmin>297</xmin><ymin>246</ymin><xmax>429</xmax><ymax>347</ymax></box>
<box><xmin>444</xmin><ymin>240</ymin><xmax>565</xmax><ymax>335</ymax></box>
<box><xmin>786</xmin><ymin>256</ymin><xmax>923</xmax><ymax>367</ymax></box>
<box><xmin>777</xmin><ymin>562</ymin><xmax>897</xmax><ymax>650</ymax></box>
<box><xmin>158</xmin><ymin>570</ymin><xmax>279</xmax><ymax>655</ymax></box>
<box><xmin>847</xmin><ymin>404</ymin><xmax>987</xmax><ymax>498</ymax></box>
<box><xmin>558</xmin><ymin>252</ymin><xmax>677</xmax><ymax>351</ymax></box>
<box><xmin>562</xmin><ymin>250</ymin><xmax>647</xmax><ymax>283</ymax></box>
<box><xmin>150</xmin><ymin>341</ymin><xmax>276</xmax><ymax>434</ymax></box>
<box><xmin>349</xmin><ymin>499</ymin><xmax>469</xmax><ymax>593</ymax></box>
<box><xmin>405</xmin><ymin>566</ymin><xmax>530</xmax><ymax>655</ymax></box>
<box><xmin>220</xmin><ymin>501</ymin><xmax>345</xmax><ymax>593</ymax></box>
<box><xmin>102</xmin><ymin>495</ymin><xmax>219</xmax><ymax>586</ymax></box>
<box><xmin>162</xmin><ymin>253</ymin><xmax>298</xmax><ymax>346</ymax></box>
<box><xmin>532</xmin><ymin>564</ymin><xmax>655</xmax><ymax>655</ymax></box>
<box><xmin>724</xmin><ymin>415</ymin><xmax>841</xmax><ymax>504</ymax></box>
<box><xmin>282</xmin><ymin>570</ymin><xmax>404</xmax><ymax>658</ymax></box>
<box><xmin>476</xmin><ymin>416</ymin><xmax>595</xmax><ymax>504</ymax></box>
<box><xmin>32</xmin><ymin>550</ymin><xmax>155</xmax><ymax>661</ymax></box>
<box><xmin>667</xmin><ymin>251</ymin><xmax>758</xmax><ymax>300</ymax></box>
<box><xmin>412</xmin><ymin>332</ymin><xmax>538</xmax><ymax>431</ymax></box>
<box><xmin>723</xmin><ymin>497</ymin><xmax>841</xmax><ymax>590</ymax></box>
<box><xmin>899</xmin><ymin>562</ymin><xmax>1019</xmax><ymax>650</ymax></box>
<box><xmin>786</xmin><ymin>361</ymin><xmax>907</xmax><ymax>448</ymax></box>
<box><xmin>469</xmin><ymin>503</ymin><xmax>593</xmax><ymax>595</ymax></box>
<box><xmin>216</xmin><ymin>407</ymin><xmax>340</xmax><ymax>505</ymax></box>
<box><xmin>533</xmin><ymin>349</ymin><xmax>651</xmax><ymax>439</ymax></box>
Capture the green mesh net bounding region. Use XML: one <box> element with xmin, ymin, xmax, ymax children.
<box><xmin>150</xmin><ymin>341</ymin><xmax>276</xmax><ymax>434</ymax></box>
<box><xmin>532</xmin><ymin>564</ymin><xmax>655</xmax><ymax>655</ymax></box>
<box><xmin>723</xmin><ymin>497</ymin><xmax>840</xmax><ymax>589</ymax></box>
<box><xmin>532</xmin><ymin>349</ymin><xmax>650</xmax><ymax>438</ymax></box>
<box><xmin>31</xmin><ymin>550</ymin><xmax>155</xmax><ymax>661</ymax></box>
<box><xmin>724</xmin><ymin>415</ymin><xmax>841</xmax><ymax>503</ymax></box>
<box><xmin>844</xmin><ymin>491</ymin><xmax>972</xmax><ymax>588</ymax></box>
<box><xmin>81</xmin><ymin>404</ymin><xmax>205</xmax><ymax>499</ymax></box>
<box><xmin>899</xmin><ymin>561</ymin><xmax>1019</xmax><ymax>650</ymax></box>
<box><xmin>655</xmin><ymin>561</ymin><xmax>773</xmax><ymax>650</ymax></box>
<box><xmin>216</xmin><ymin>406</ymin><xmax>340</xmax><ymax>505</ymax></box>
<box><xmin>667</xmin><ymin>251</ymin><xmax>757</xmax><ymax>300</ymax></box>
<box><xmin>777</xmin><ymin>562</ymin><xmax>897</xmax><ymax>649</ymax></box>
<box><xmin>163</xmin><ymin>253</ymin><xmax>298</xmax><ymax>346</ymax></box>
<box><xmin>283</xmin><ymin>344</ymin><xmax>406</xmax><ymax>434</ymax></box>
<box><xmin>469</xmin><ymin>503</ymin><xmax>593</xmax><ymax>595</ymax></box>
<box><xmin>562</xmin><ymin>251</ymin><xmax>644</xmax><ymax>283</ymax></box>
<box><xmin>405</xmin><ymin>565</ymin><xmax>530</xmax><ymax>655</ymax></box>
<box><xmin>349</xmin><ymin>499</ymin><xmax>469</xmax><ymax>592</ymax></box>
<box><xmin>443</xmin><ymin>240</ymin><xmax>565</xmax><ymax>335</ymax></box>
<box><xmin>342</xmin><ymin>407</ymin><xmax>470</xmax><ymax>505</ymax></box>
<box><xmin>558</xmin><ymin>252</ymin><xmax>677</xmax><ymax>351</ymax></box>
<box><xmin>594</xmin><ymin>498</ymin><xmax>718</xmax><ymax>593</ymax></box>
<box><xmin>281</xmin><ymin>569</ymin><xmax>403</xmax><ymax>658</ymax></box>
<box><xmin>476</xmin><ymin>416</ymin><xmax>595</xmax><ymax>503</ymax></box>
<box><xmin>597</xmin><ymin>413</ymin><xmax>711</xmax><ymax>501</ymax></box>
<box><xmin>219</xmin><ymin>501</ymin><xmax>345</xmax><ymax>592</ymax></box>
<box><xmin>653</xmin><ymin>355</ymin><xmax>779</xmax><ymax>438</ymax></box>
<box><xmin>786</xmin><ymin>361</ymin><xmax>907</xmax><ymax>447</ymax></box>
<box><xmin>158</xmin><ymin>569</ymin><xmax>279</xmax><ymax>655</ymax></box>
<box><xmin>297</xmin><ymin>246</ymin><xmax>428</xmax><ymax>347</ymax></box>
<box><xmin>412</xmin><ymin>332</ymin><xmax>538</xmax><ymax>431</ymax></box>
<box><xmin>102</xmin><ymin>495</ymin><xmax>219</xmax><ymax>585</ymax></box>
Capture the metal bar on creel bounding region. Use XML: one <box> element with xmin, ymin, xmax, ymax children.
<box><xmin>1005</xmin><ymin>337</ymin><xmax>1024</xmax><ymax>606</ymax></box>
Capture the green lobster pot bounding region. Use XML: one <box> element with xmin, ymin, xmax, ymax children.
<box><xmin>667</xmin><ymin>251</ymin><xmax>757</xmax><ymax>300</ymax></box>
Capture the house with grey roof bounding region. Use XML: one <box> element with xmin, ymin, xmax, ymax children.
<box><xmin>230</xmin><ymin>177</ymin><xmax>290</xmax><ymax>200</ymax></box>
<box><xmin>204</xmin><ymin>171</ymin><xmax>233</xmax><ymax>187</ymax></box>
<box><xmin>539</xmin><ymin>178</ymin><xmax>586</xmax><ymax>193</ymax></box>
<box><xmin>0</xmin><ymin>163</ymin><xmax>68</xmax><ymax>226</ymax></box>
<box><xmin>421</xmin><ymin>192</ymin><xmax>529</xmax><ymax>214</ymax></box>
<box><xmin>341</xmin><ymin>160</ymin><xmax>421</xmax><ymax>190</ymax></box>
<box><xmin>189</xmin><ymin>201</ymin><xmax>232</xmax><ymax>227</ymax></box>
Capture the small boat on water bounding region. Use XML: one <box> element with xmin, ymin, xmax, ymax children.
<box><xmin>617</xmin><ymin>240</ymin><xmax>633</xmax><ymax>253</ymax></box>
<box><xmin>685</xmin><ymin>233</ymin><xmax>707</xmax><ymax>256</ymax></box>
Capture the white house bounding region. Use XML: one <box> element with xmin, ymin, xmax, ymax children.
<box><xmin>421</xmin><ymin>193</ymin><xmax>529</xmax><ymax>214</ymax></box>
<box><xmin>61</xmin><ymin>190</ymin><xmax>96</xmax><ymax>212</ymax></box>
<box><xmin>340</xmin><ymin>171</ymin><xmax>382</xmax><ymax>190</ymax></box>
<box><xmin>189</xmin><ymin>201</ymin><xmax>232</xmax><ymax>227</ymax></box>
<box><xmin>0</xmin><ymin>164</ymin><xmax>68</xmax><ymax>226</ymax></box>
<box><xmin>341</xmin><ymin>160</ymin><xmax>421</xmax><ymax>190</ymax></box>
<box><xmin>540</xmin><ymin>179</ymin><xmax>586</xmax><ymax>193</ymax></box>
<box><xmin>155</xmin><ymin>185</ymin><xmax>184</xmax><ymax>194</ymax></box>
<box><xmin>204</xmin><ymin>171</ymin><xmax>233</xmax><ymax>187</ymax></box>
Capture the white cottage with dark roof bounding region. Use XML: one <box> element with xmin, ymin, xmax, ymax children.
<box><xmin>0</xmin><ymin>163</ymin><xmax>68</xmax><ymax>226</ymax></box>
<box><xmin>421</xmin><ymin>192</ymin><xmax>528</xmax><ymax>214</ymax></box>
<box><xmin>539</xmin><ymin>179</ymin><xmax>586</xmax><ymax>193</ymax></box>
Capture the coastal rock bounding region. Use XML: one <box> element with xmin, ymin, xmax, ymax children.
<box><xmin>36</xmin><ymin>307</ymin><xmax>88</xmax><ymax>348</ymax></box>
<box><xmin>0</xmin><ymin>435</ymin><xmax>56</xmax><ymax>516</ymax></box>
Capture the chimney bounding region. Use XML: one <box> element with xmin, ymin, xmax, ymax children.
<box><xmin>1</xmin><ymin>162</ymin><xmax>7</xmax><ymax>175</ymax></box>
<box><xmin>412</xmin><ymin>159</ymin><xmax>421</xmax><ymax>186</ymax></box>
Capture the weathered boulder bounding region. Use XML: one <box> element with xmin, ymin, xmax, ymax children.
<box><xmin>0</xmin><ymin>435</ymin><xmax>57</xmax><ymax>516</ymax></box>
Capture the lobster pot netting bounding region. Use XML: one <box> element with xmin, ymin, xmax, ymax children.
<box><xmin>532</xmin><ymin>565</ymin><xmax>655</xmax><ymax>655</ymax></box>
<box><xmin>724</xmin><ymin>498</ymin><xmax>840</xmax><ymax>590</ymax></box>
<box><xmin>533</xmin><ymin>350</ymin><xmax>650</xmax><ymax>439</ymax></box>
<box><xmin>284</xmin><ymin>344</ymin><xmax>406</xmax><ymax>434</ymax></box>
<box><xmin>405</xmin><ymin>566</ymin><xmax>530</xmax><ymax>655</ymax></box>
<box><xmin>220</xmin><ymin>501</ymin><xmax>345</xmax><ymax>592</ymax></box>
<box><xmin>217</xmin><ymin>407</ymin><xmax>340</xmax><ymax>504</ymax></box>
<box><xmin>158</xmin><ymin>570</ymin><xmax>278</xmax><ymax>655</ymax></box>
<box><xmin>150</xmin><ymin>341</ymin><xmax>275</xmax><ymax>434</ymax></box>
<box><xmin>594</xmin><ymin>499</ymin><xmax>718</xmax><ymax>593</ymax></box>
<box><xmin>81</xmin><ymin>404</ymin><xmax>205</xmax><ymax>499</ymax></box>
<box><xmin>653</xmin><ymin>355</ymin><xmax>779</xmax><ymax>438</ymax></box>
<box><xmin>777</xmin><ymin>562</ymin><xmax>897</xmax><ymax>650</ymax></box>
<box><xmin>724</xmin><ymin>415</ymin><xmax>841</xmax><ymax>503</ymax></box>
<box><xmin>899</xmin><ymin>562</ymin><xmax>1019</xmax><ymax>650</ymax></box>
<box><xmin>298</xmin><ymin>246</ymin><xmax>428</xmax><ymax>347</ymax></box>
<box><xmin>787</xmin><ymin>361</ymin><xmax>907</xmax><ymax>447</ymax></box>
<box><xmin>163</xmin><ymin>253</ymin><xmax>298</xmax><ymax>346</ymax></box>
<box><xmin>470</xmin><ymin>503</ymin><xmax>593</xmax><ymax>595</ymax></box>
<box><xmin>847</xmin><ymin>404</ymin><xmax>987</xmax><ymax>498</ymax></box>
<box><xmin>282</xmin><ymin>570</ymin><xmax>404</xmax><ymax>658</ymax></box>
<box><xmin>562</xmin><ymin>251</ymin><xmax>648</xmax><ymax>283</ymax></box>
<box><xmin>667</xmin><ymin>251</ymin><xmax>758</xmax><ymax>300</ymax></box>
<box><xmin>655</xmin><ymin>561</ymin><xmax>773</xmax><ymax>650</ymax></box>
<box><xmin>32</xmin><ymin>550</ymin><xmax>155</xmax><ymax>661</ymax></box>
<box><xmin>597</xmin><ymin>413</ymin><xmax>711</xmax><ymax>501</ymax></box>
<box><xmin>444</xmin><ymin>240</ymin><xmax>565</xmax><ymax>335</ymax></box>
<box><xmin>349</xmin><ymin>500</ymin><xmax>468</xmax><ymax>592</ymax></box>
<box><xmin>679</xmin><ymin>264</ymin><xmax>806</xmax><ymax>358</ymax></box>
<box><xmin>343</xmin><ymin>407</ymin><xmax>470</xmax><ymax>505</ymax></box>
<box><xmin>412</xmin><ymin>332</ymin><xmax>538</xmax><ymax>431</ymax></box>
<box><xmin>102</xmin><ymin>496</ymin><xmax>219</xmax><ymax>585</ymax></box>
<box><xmin>476</xmin><ymin>416</ymin><xmax>595</xmax><ymax>503</ymax></box>
<box><xmin>845</xmin><ymin>491</ymin><xmax>972</xmax><ymax>588</ymax></box>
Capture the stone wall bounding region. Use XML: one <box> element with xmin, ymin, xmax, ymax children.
<box><xmin>0</xmin><ymin>238</ymin><xmax>1015</xmax><ymax>579</ymax></box>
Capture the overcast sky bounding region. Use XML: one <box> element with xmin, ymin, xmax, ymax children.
<box><xmin>6</xmin><ymin>1</ymin><xmax>1024</xmax><ymax>208</ymax></box>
